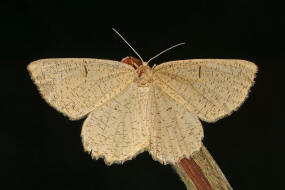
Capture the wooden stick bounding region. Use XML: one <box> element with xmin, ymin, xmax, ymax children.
<box><xmin>173</xmin><ymin>144</ymin><xmax>233</xmax><ymax>190</ymax></box>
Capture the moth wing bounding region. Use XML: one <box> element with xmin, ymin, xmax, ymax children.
<box><xmin>148</xmin><ymin>84</ymin><xmax>203</xmax><ymax>165</ymax></box>
<box><xmin>81</xmin><ymin>83</ymin><xmax>149</xmax><ymax>165</ymax></box>
<box><xmin>153</xmin><ymin>59</ymin><xmax>257</xmax><ymax>122</ymax></box>
<box><xmin>27</xmin><ymin>58</ymin><xmax>136</xmax><ymax>120</ymax></box>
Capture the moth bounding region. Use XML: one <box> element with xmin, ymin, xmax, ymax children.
<box><xmin>27</xmin><ymin>29</ymin><xmax>257</xmax><ymax>165</ymax></box>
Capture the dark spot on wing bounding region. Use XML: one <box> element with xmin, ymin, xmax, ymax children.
<box><xmin>84</xmin><ymin>65</ymin><xmax>88</xmax><ymax>77</ymax></box>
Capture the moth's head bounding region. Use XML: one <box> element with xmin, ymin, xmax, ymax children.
<box><xmin>121</xmin><ymin>56</ymin><xmax>142</xmax><ymax>69</ymax></box>
<box><xmin>121</xmin><ymin>56</ymin><xmax>151</xmax><ymax>69</ymax></box>
<box><xmin>121</xmin><ymin>56</ymin><xmax>153</xmax><ymax>86</ymax></box>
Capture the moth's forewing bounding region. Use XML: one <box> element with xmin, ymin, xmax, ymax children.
<box><xmin>27</xmin><ymin>58</ymin><xmax>136</xmax><ymax>120</ymax></box>
<box><xmin>153</xmin><ymin>59</ymin><xmax>257</xmax><ymax>122</ymax></box>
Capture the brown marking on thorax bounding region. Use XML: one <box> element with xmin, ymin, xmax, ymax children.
<box><xmin>121</xmin><ymin>56</ymin><xmax>153</xmax><ymax>86</ymax></box>
<box><xmin>138</xmin><ymin>67</ymin><xmax>146</xmax><ymax>77</ymax></box>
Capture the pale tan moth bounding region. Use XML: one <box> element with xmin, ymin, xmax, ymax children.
<box><xmin>27</xmin><ymin>29</ymin><xmax>257</xmax><ymax>165</ymax></box>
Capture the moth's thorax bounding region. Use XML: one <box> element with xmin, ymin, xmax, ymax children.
<box><xmin>136</xmin><ymin>65</ymin><xmax>153</xmax><ymax>86</ymax></box>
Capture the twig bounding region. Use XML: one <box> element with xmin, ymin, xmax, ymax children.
<box><xmin>173</xmin><ymin>144</ymin><xmax>233</xmax><ymax>190</ymax></box>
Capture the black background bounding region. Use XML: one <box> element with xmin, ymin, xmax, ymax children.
<box><xmin>3</xmin><ymin>0</ymin><xmax>284</xmax><ymax>190</ymax></box>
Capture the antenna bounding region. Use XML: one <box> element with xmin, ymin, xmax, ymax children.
<box><xmin>147</xmin><ymin>42</ymin><xmax>186</xmax><ymax>64</ymax></box>
<box><xmin>112</xmin><ymin>28</ymin><xmax>144</xmax><ymax>63</ymax></box>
